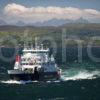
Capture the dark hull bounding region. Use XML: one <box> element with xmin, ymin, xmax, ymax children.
<box><xmin>8</xmin><ymin>72</ymin><xmax>60</xmax><ymax>81</ymax></box>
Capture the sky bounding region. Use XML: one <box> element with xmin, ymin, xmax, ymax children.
<box><xmin>0</xmin><ymin>0</ymin><xmax>100</xmax><ymax>24</ymax></box>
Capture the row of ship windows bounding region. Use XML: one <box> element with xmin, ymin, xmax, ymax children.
<box><xmin>21</xmin><ymin>58</ymin><xmax>42</xmax><ymax>61</ymax></box>
<box><xmin>21</xmin><ymin>62</ymin><xmax>55</xmax><ymax>65</ymax></box>
<box><xmin>23</xmin><ymin>52</ymin><xmax>48</xmax><ymax>54</ymax></box>
<box><xmin>21</xmin><ymin>63</ymin><xmax>40</xmax><ymax>65</ymax></box>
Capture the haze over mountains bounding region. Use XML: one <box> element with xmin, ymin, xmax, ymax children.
<box><xmin>0</xmin><ymin>19</ymin><xmax>7</xmax><ymax>26</ymax></box>
<box><xmin>0</xmin><ymin>17</ymin><xmax>89</xmax><ymax>26</ymax></box>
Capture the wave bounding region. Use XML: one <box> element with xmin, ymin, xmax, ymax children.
<box><xmin>0</xmin><ymin>80</ymin><xmax>61</xmax><ymax>84</ymax></box>
<box><xmin>0</xmin><ymin>69</ymin><xmax>100</xmax><ymax>84</ymax></box>
<box><xmin>61</xmin><ymin>69</ymin><xmax>100</xmax><ymax>81</ymax></box>
<box><xmin>0</xmin><ymin>72</ymin><xmax>6</xmax><ymax>75</ymax></box>
<box><xmin>0</xmin><ymin>80</ymin><xmax>38</xmax><ymax>84</ymax></box>
<box><xmin>0</xmin><ymin>66</ymin><xmax>6</xmax><ymax>70</ymax></box>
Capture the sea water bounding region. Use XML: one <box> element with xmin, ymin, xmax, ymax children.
<box><xmin>0</xmin><ymin>47</ymin><xmax>100</xmax><ymax>100</ymax></box>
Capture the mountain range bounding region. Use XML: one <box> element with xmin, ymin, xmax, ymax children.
<box><xmin>0</xmin><ymin>17</ymin><xmax>89</xmax><ymax>26</ymax></box>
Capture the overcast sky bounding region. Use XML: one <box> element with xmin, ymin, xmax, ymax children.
<box><xmin>0</xmin><ymin>0</ymin><xmax>100</xmax><ymax>23</ymax></box>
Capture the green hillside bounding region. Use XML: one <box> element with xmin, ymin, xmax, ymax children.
<box><xmin>0</xmin><ymin>23</ymin><xmax>100</xmax><ymax>46</ymax></box>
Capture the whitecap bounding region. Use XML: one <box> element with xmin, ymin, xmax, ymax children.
<box><xmin>61</xmin><ymin>70</ymin><xmax>100</xmax><ymax>81</ymax></box>
<box><xmin>0</xmin><ymin>80</ymin><xmax>37</xmax><ymax>84</ymax></box>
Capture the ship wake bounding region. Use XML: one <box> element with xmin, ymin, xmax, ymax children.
<box><xmin>61</xmin><ymin>69</ymin><xmax>100</xmax><ymax>81</ymax></box>
<box><xmin>1</xmin><ymin>69</ymin><xmax>100</xmax><ymax>84</ymax></box>
<box><xmin>0</xmin><ymin>80</ymin><xmax>38</xmax><ymax>84</ymax></box>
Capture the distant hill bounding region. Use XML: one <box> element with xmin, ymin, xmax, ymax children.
<box><xmin>0</xmin><ymin>23</ymin><xmax>100</xmax><ymax>48</ymax></box>
<box><xmin>0</xmin><ymin>23</ymin><xmax>100</xmax><ymax>35</ymax></box>
<box><xmin>0</xmin><ymin>17</ymin><xmax>89</xmax><ymax>26</ymax></box>
<box><xmin>73</xmin><ymin>17</ymin><xmax>89</xmax><ymax>23</ymax></box>
<box><xmin>34</xmin><ymin>18</ymin><xmax>89</xmax><ymax>26</ymax></box>
<box><xmin>16</xmin><ymin>21</ymin><xmax>26</xmax><ymax>26</ymax></box>
<box><xmin>0</xmin><ymin>19</ymin><xmax>7</xmax><ymax>26</ymax></box>
<box><xmin>33</xmin><ymin>19</ymin><xmax>73</xmax><ymax>26</ymax></box>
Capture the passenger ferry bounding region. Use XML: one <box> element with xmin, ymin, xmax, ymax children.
<box><xmin>7</xmin><ymin>39</ymin><xmax>61</xmax><ymax>81</ymax></box>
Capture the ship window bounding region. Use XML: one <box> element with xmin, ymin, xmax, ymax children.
<box><xmin>29</xmin><ymin>63</ymin><xmax>33</xmax><ymax>65</ymax></box>
<box><xmin>22</xmin><ymin>63</ymin><xmax>35</xmax><ymax>65</ymax></box>
<box><xmin>22</xmin><ymin>58</ymin><xmax>25</xmax><ymax>61</ymax></box>
<box><xmin>21</xmin><ymin>63</ymin><xmax>28</xmax><ymax>65</ymax></box>
<box><xmin>21</xmin><ymin>63</ymin><xmax>24</xmax><ymax>65</ymax></box>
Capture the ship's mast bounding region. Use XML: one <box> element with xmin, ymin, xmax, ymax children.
<box><xmin>31</xmin><ymin>42</ymin><xmax>33</xmax><ymax>49</ymax></box>
<box><xmin>24</xmin><ymin>42</ymin><xmax>26</xmax><ymax>49</ymax></box>
<box><xmin>35</xmin><ymin>37</ymin><xmax>38</xmax><ymax>49</ymax></box>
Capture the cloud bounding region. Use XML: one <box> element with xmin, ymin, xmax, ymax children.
<box><xmin>3</xmin><ymin>3</ymin><xmax>100</xmax><ymax>23</ymax></box>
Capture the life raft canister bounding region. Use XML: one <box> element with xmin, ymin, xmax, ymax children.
<box><xmin>15</xmin><ymin>55</ymin><xmax>21</xmax><ymax>62</ymax></box>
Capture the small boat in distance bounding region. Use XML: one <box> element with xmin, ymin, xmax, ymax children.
<box><xmin>7</xmin><ymin>38</ymin><xmax>61</xmax><ymax>81</ymax></box>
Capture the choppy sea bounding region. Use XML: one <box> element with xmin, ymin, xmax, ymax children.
<box><xmin>0</xmin><ymin>47</ymin><xmax>100</xmax><ymax>100</ymax></box>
